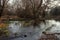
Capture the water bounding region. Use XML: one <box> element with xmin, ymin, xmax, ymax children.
<box><xmin>8</xmin><ymin>21</ymin><xmax>21</xmax><ymax>33</ymax></box>
<box><xmin>7</xmin><ymin>20</ymin><xmax>60</xmax><ymax>40</ymax></box>
<box><xmin>8</xmin><ymin>21</ymin><xmax>46</xmax><ymax>40</ymax></box>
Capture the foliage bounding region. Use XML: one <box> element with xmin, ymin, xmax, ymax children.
<box><xmin>0</xmin><ymin>23</ymin><xmax>9</xmax><ymax>37</ymax></box>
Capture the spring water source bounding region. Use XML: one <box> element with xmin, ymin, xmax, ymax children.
<box><xmin>8</xmin><ymin>20</ymin><xmax>60</xmax><ymax>40</ymax></box>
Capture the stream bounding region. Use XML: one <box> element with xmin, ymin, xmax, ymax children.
<box><xmin>2</xmin><ymin>20</ymin><xmax>60</xmax><ymax>40</ymax></box>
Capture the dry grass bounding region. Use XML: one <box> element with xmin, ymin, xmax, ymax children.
<box><xmin>0</xmin><ymin>23</ymin><xmax>8</xmax><ymax>28</ymax></box>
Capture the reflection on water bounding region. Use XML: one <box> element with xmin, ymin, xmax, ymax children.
<box><xmin>45</xmin><ymin>20</ymin><xmax>60</xmax><ymax>33</ymax></box>
<box><xmin>7</xmin><ymin>20</ymin><xmax>60</xmax><ymax>40</ymax></box>
<box><xmin>8</xmin><ymin>21</ymin><xmax>21</xmax><ymax>33</ymax></box>
<box><xmin>7</xmin><ymin>21</ymin><xmax>46</xmax><ymax>40</ymax></box>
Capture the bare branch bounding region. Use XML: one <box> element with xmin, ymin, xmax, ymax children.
<box><xmin>37</xmin><ymin>0</ymin><xmax>43</xmax><ymax>10</ymax></box>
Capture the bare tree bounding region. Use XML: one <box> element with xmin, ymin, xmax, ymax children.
<box><xmin>0</xmin><ymin>0</ymin><xmax>5</xmax><ymax>17</ymax></box>
<box><xmin>0</xmin><ymin>0</ymin><xmax>9</xmax><ymax>17</ymax></box>
<box><xmin>16</xmin><ymin>0</ymin><xmax>50</xmax><ymax>26</ymax></box>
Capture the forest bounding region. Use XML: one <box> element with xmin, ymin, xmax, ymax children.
<box><xmin>0</xmin><ymin>0</ymin><xmax>60</xmax><ymax>40</ymax></box>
